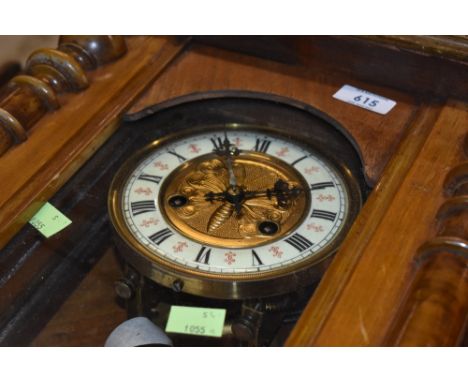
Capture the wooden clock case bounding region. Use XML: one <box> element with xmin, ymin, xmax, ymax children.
<box><xmin>0</xmin><ymin>36</ymin><xmax>466</xmax><ymax>346</ymax></box>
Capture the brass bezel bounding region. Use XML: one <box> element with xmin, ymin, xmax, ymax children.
<box><xmin>108</xmin><ymin>124</ymin><xmax>362</xmax><ymax>299</ymax></box>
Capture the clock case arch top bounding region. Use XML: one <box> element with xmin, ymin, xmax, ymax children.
<box><xmin>110</xmin><ymin>92</ymin><xmax>368</xmax><ymax>299</ymax></box>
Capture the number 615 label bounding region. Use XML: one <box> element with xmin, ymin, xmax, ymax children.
<box><xmin>333</xmin><ymin>84</ymin><xmax>396</xmax><ymax>115</ymax></box>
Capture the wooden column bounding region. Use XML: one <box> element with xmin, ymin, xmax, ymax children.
<box><xmin>385</xmin><ymin>142</ymin><xmax>468</xmax><ymax>346</ymax></box>
<box><xmin>0</xmin><ymin>36</ymin><xmax>127</xmax><ymax>156</ymax></box>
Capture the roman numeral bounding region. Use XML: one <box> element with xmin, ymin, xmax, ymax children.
<box><xmin>310</xmin><ymin>209</ymin><xmax>337</xmax><ymax>221</ymax></box>
<box><xmin>131</xmin><ymin>200</ymin><xmax>156</xmax><ymax>216</ymax></box>
<box><xmin>285</xmin><ymin>233</ymin><xmax>314</xmax><ymax>252</ymax></box>
<box><xmin>254</xmin><ymin>138</ymin><xmax>271</xmax><ymax>153</ymax></box>
<box><xmin>138</xmin><ymin>173</ymin><xmax>162</xmax><ymax>184</ymax></box>
<box><xmin>290</xmin><ymin>155</ymin><xmax>308</xmax><ymax>166</ymax></box>
<box><xmin>148</xmin><ymin>228</ymin><xmax>173</xmax><ymax>245</ymax></box>
<box><xmin>168</xmin><ymin>150</ymin><xmax>186</xmax><ymax>163</ymax></box>
<box><xmin>251</xmin><ymin>250</ymin><xmax>263</xmax><ymax>266</ymax></box>
<box><xmin>210</xmin><ymin>137</ymin><xmax>224</xmax><ymax>151</ymax></box>
<box><xmin>310</xmin><ymin>181</ymin><xmax>335</xmax><ymax>190</ymax></box>
<box><xmin>195</xmin><ymin>246</ymin><xmax>211</xmax><ymax>264</ymax></box>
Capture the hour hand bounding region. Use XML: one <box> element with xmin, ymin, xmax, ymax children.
<box><xmin>270</xmin><ymin>179</ymin><xmax>303</xmax><ymax>208</ymax></box>
<box><xmin>245</xmin><ymin>180</ymin><xmax>304</xmax><ymax>208</ymax></box>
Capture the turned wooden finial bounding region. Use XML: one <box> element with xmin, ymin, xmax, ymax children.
<box><xmin>0</xmin><ymin>36</ymin><xmax>127</xmax><ymax>156</ymax></box>
<box><xmin>58</xmin><ymin>36</ymin><xmax>127</xmax><ymax>67</ymax></box>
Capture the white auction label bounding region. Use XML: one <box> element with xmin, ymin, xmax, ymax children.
<box><xmin>333</xmin><ymin>84</ymin><xmax>396</xmax><ymax>115</ymax></box>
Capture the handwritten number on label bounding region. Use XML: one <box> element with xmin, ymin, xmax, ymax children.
<box><xmin>31</xmin><ymin>218</ymin><xmax>45</xmax><ymax>230</ymax></box>
<box><xmin>203</xmin><ymin>311</ymin><xmax>216</xmax><ymax>319</ymax></box>
<box><xmin>184</xmin><ymin>325</ymin><xmax>206</xmax><ymax>335</ymax></box>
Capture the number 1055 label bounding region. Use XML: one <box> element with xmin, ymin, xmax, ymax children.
<box><xmin>165</xmin><ymin>306</ymin><xmax>226</xmax><ymax>338</ymax></box>
<box><xmin>333</xmin><ymin>84</ymin><xmax>396</xmax><ymax>115</ymax></box>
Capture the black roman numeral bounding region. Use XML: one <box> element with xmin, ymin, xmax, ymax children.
<box><xmin>251</xmin><ymin>250</ymin><xmax>263</xmax><ymax>266</ymax></box>
<box><xmin>310</xmin><ymin>181</ymin><xmax>335</xmax><ymax>190</ymax></box>
<box><xmin>138</xmin><ymin>173</ymin><xmax>162</xmax><ymax>184</ymax></box>
<box><xmin>131</xmin><ymin>200</ymin><xmax>156</xmax><ymax>216</ymax></box>
<box><xmin>148</xmin><ymin>228</ymin><xmax>173</xmax><ymax>245</ymax></box>
<box><xmin>195</xmin><ymin>246</ymin><xmax>211</xmax><ymax>264</ymax></box>
<box><xmin>210</xmin><ymin>137</ymin><xmax>224</xmax><ymax>151</ymax></box>
<box><xmin>285</xmin><ymin>233</ymin><xmax>314</xmax><ymax>252</ymax></box>
<box><xmin>168</xmin><ymin>150</ymin><xmax>186</xmax><ymax>163</ymax></box>
<box><xmin>310</xmin><ymin>209</ymin><xmax>337</xmax><ymax>221</ymax></box>
<box><xmin>254</xmin><ymin>138</ymin><xmax>271</xmax><ymax>153</ymax></box>
<box><xmin>290</xmin><ymin>155</ymin><xmax>308</xmax><ymax>166</ymax></box>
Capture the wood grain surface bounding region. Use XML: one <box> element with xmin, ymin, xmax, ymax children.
<box><xmin>0</xmin><ymin>36</ymin><xmax>188</xmax><ymax>250</ymax></box>
<box><xmin>362</xmin><ymin>36</ymin><xmax>468</xmax><ymax>63</ymax></box>
<box><xmin>286</xmin><ymin>101</ymin><xmax>468</xmax><ymax>346</ymax></box>
<box><xmin>386</xmin><ymin>252</ymin><xmax>468</xmax><ymax>346</ymax></box>
<box><xmin>384</xmin><ymin>119</ymin><xmax>468</xmax><ymax>346</ymax></box>
<box><xmin>127</xmin><ymin>43</ymin><xmax>419</xmax><ymax>186</ymax></box>
<box><xmin>31</xmin><ymin>249</ymin><xmax>126</xmax><ymax>346</ymax></box>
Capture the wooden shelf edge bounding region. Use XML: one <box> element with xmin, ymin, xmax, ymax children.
<box><xmin>0</xmin><ymin>36</ymin><xmax>190</xmax><ymax>250</ymax></box>
<box><xmin>286</xmin><ymin>103</ymin><xmax>442</xmax><ymax>346</ymax></box>
<box><xmin>287</xmin><ymin>100</ymin><xmax>468</xmax><ymax>346</ymax></box>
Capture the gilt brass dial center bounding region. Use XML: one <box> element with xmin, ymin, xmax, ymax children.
<box><xmin>159</xmin><ymin>152</ymin><xmax>310</xmax><ymax>249</ymax></box>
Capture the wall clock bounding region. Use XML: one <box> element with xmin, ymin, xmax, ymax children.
<box><xmin>107</xmin><ymin>94</ymin><xmax>366</xmax><ymax>344</ymax></box>
<box><xmin>1</xmin><ymin>36</ymin><xmax>465</xmax><ymax>347</ymax></box>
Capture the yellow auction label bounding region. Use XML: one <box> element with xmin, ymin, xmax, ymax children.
<box><xmin>165</xmin><ymin>306</ymin><xmax>226</xmax><ymax>338</ymax></box>
<box><xmin>29</xmin><ymin>202</ymin><xmax>72</xmax><ymax>238</ymax></box>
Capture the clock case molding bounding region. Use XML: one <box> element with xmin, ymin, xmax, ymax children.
<box><xmin>0</xmin><ymin>36</ymin><xmax>466</xmax><ymax>346</ymax></box>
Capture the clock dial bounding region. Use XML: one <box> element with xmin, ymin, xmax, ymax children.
<box><xmin>109</xmin><ymin>127</ymin><xmax>359</xmax><ymax>298</ymax></box>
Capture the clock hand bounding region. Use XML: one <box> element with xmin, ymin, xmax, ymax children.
<box><xmin>205</xmin><ymin>180</ymin><xmax>304</xmax><ymax>208</ymax></box>
<box><xmin>213</xmin><ymin>132</ymin><xmax>240</xmax><ymax>188</ymax></box>
<box><xmin>205</xmin><ymin>186</ymin><xmax>303</xmax><ymax>201</ymax></box>
<box><xmin>205</xmin><ymin>186</ymin><xmax>245</xmax><ymax>215</ymax></box>
<box><xmin>226</xmin><ymin>151</ymin><xmax>238</xmax><ymax>189</ymax></box>
<box><xmin>248</xmin><ymin>179</ymin><xmax>304</xmax><ymax>208</ymax></box>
